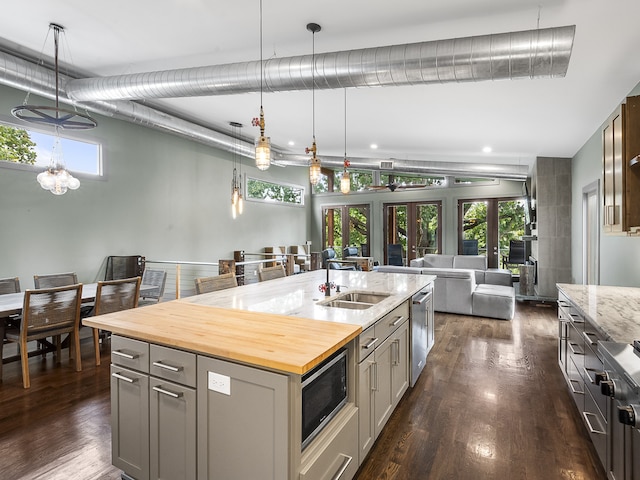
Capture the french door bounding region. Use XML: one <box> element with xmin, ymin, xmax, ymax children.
<box><xmin>458</xmin><ymin>197</ymin><xmax>525</xmax><ymax>269</ymax></box>
<box><xmin>383</xmin><ymin>201</ymin><xmax>442</xmax><ymax>265</ymax></box>
<box><xmin>322</xmin><ymin>204</ymin><xmax>370</xmax><ymax>256</ymax></box>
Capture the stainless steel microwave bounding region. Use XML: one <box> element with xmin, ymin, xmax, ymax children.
<box><xmin>301</xmin><ymin>348</ymin><xmax>348</xmax><ymax>450</ymax></box>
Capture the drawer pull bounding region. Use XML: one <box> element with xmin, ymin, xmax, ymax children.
<box><xmin>112</xmin><ymin>372</ymin><xmax>136</xmax><ymax>383</ymax></box>
<box><xmin>362</xmin><ymin>338</ymin><xmax>379</xmax><ymax>350</ymax></box>
<box><xmin>582</xmin><ymin>331</ymin><xmax>598</xmax><ymax>347</ymax></box>
<box><xmin>153</xmin><ymin>386</ymin><xmax>183</xmax><ymax>399</ymax></box>
<box><xmin>152</xmin><ymin>361</ymin><xmax>183</xmax><ymax>372</ymax></box>
<box><xmin>569</xmin><ymin>379</ymin><xmax>584</xmax><ymax>395</ymax></box>
<box><xmin>568</xmin><ymin>343</ymin><xmax>583</xmax><ymax>355</ymax></box>
<box><xmin>390</xmin><ymin>316</ymin><xmax>405</xmax><ymax>327</ymax></box>
<box><xmin>112</xmin><ymin>350</ymin><xmax>138</xmax><ymax>360</ymax></box>
<box><xmin>557</xmin><ymin>301</ymin><xmax>570</xmax><ymax>308</ymax></box>
<box><xmin>570</xmin><ymin>313</ymin><xmax>584</xmax><ymax>324</ymax></box>
<box><xmin>330</xmin><ymin>454</ymin><xmax>353</xmax><ymax>480</ymax></box>
<box><xmin>583</xmin><ymin>412</ymin><xmax>606</xmax><ymax>435</ymax></box>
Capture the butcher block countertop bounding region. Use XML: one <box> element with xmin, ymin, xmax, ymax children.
<box><xmin>84</xmin><ymin>270</ymin><xmax>435</xmax><ymax>374</ymax></box>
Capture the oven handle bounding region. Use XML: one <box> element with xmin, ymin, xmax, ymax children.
<box><xmin>413</xmin><ymin>292</ymin><xmax>431</xmax><ymax>305</ymax></box>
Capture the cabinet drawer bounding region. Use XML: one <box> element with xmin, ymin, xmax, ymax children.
<box><xmin>300</xmin><ymin>404</ymin><xmax>359</xmax><ymax>480</ymax></box>
<box><xmin>583</xmin><ymin>320</ymin><xmax>606</xmax><ymax>361</ymax></box>
<box><xmin>567</xmin><ymin>323</ymin><xmax>584</xmax><ymax>378</ymax></box>
<box><xmin>150</xmin><ymin>344</ymin><xmax>196</xmax><ymax>388</ymax></box>
<box><xmin>356</xmin><ymin>325</ymin><xmax>377</xmax><ymax>363</ymax></box>
<box><xmin>374</xmin><ymin>301</ymin><xmax>409</xmax><ymax>345</ymax></box>
<box><xmin>566</xmin><ymin>357</ymin><xmax>584</xmax><ymax>411</ymax></box>
<box><xmin>583</xmin><ymin>388</ymin><xmax>607</xmax><ymax>466</ymax></box>
<box><xmin>583</xmin><ymin>346</ymin><xmax>606</xmax><ymax>418</ymax></box>
<box><xmin>111</xmin><ymin>335</ymin><xmax>149</xmax><ymax>373</ymax></box>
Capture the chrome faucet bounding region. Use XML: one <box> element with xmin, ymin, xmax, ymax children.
<box><xmin>325</xmin><ymin>259</ymin><xmax>352</xmax><ymax>297</ymax></box>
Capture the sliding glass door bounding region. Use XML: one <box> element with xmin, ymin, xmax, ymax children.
<box><xmin>384</xmin><ymin>201</ymin><xmax>442</xmax><ymax>265</ymax></box>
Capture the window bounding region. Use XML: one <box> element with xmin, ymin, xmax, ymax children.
<box><xmin>380</xmin><ymin>173</ymin><xmax>445</xmax><ymax>187</ymax></box>
<box><xmin>322</xmin><ymin>204</ymin><xmax>370</xmax><ymax>256</ymax></box>
<box><xmin>246</xmin><ymin>177</ymin><xmax>305</xmax><ymax>206</ymax></box>
<box><xmin>0</xmin><ymin>122</ymin><xmax>101</xmax><ymax>176</ymax></box>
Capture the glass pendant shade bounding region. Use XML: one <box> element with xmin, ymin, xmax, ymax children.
<box><xmin>37</xmin><ymin>134</ymin><xmax>80</xmax><ymax>195</ymax></box>
<box><xmin>255</xmin><ymin>135</ymin><xmax>271</xmax><ymax>170</ymax></box>
<box><xmin>309</xmin><ymin>156</ymin><xmax>322</xmax><ymax>185</ymax></box>
<box><xmin>340</xmin><ymin>171</ymin><xmax>351</xmax><ymax>194</ymax></box>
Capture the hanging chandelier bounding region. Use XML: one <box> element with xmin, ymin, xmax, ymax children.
<box><xmin>252</xmin><ymin>0</ymin><xmax>271</xmax><ymax>171</ymax></box>
<box><xmin>306</xmin><ymin>23</ymin><xmax>322</xmax><ymax>186</ymax></box>
<box><xmin>230</xmin><ymin>122</ymin><xmax>244</xmax><ymax>219</ymax></box>
<box><xmin>36</xmin><ymin>131</ymin><xmax>80</xmax><ymax>195</ymax></box>
<box><xmin>12</xmin><ymin>23</ymin><xmax>97</xmax><ymax>130</ymax></box>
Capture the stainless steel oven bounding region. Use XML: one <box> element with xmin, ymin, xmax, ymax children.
<box><xmin>599</xmin><ymin>341</ymin><xmax>640</xmax><ymax>480</ymax></box>
<box><xmin>301</xmin><ymin>348</ymin><xmax>348</xmax><ymax>449</ymax></box>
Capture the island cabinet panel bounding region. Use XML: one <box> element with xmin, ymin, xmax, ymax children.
<box><xmin>196</xmin><ymin>355</ymin><xmax>289</xmax><ymax>480</ymax></box>
<box><xmin>356</xmin><ymin>302</ymin><xmax>410</xmax><ymax>463</ymax></box>
<box><xmin>149</xmin><ymin>344</ymin><xmax>197</xmax><ymax>480</ymax></box>
<box><xmin>112</xmin><ymin>366</ymin><xmax>150</xmax><ymax>480</ymax></box>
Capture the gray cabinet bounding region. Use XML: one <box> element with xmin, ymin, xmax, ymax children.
<box><xmin>111</xmin><ymin>336</ymin><xmax>151</xmax><ymax>480</ymax></box>
<box><xmin>197</xmin><ymin>355</ymin><xmax>289</xmax><ymax>480</ymax></box>
<box><xmin>556</xmin><ymin>290</ymin><xmax>607</xmax><ymax>470</ymax></box>
<box><xmin>149</xmin><ymin>344</ymin><xmax>197</xmax><ymax>480</ymax></box>
<box><xmin>111</xmin><ymin>336</ymin><xmax>197</xmax><ymax>480</ymax></box>
<box><xmin>356</xmin><ymin>301</ymin><xmax>410</xmax><ymax>463</ymax></box>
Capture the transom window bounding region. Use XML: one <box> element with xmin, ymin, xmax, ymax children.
<box><xmin>246</xmin><ymin>177</ymin><xmax>305</xmax><ymax>206</ymax></box>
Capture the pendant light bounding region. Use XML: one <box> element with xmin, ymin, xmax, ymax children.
<box><xmin>340</xmin><ymin>89</ymin><xmax>351</xmax><ymax>194</ymax></box>
<box><xmin>252</xmin><ymin>0</ymin><xmax>271</xmax><ymax>170</ymax></box>
<box><xmin>230</xmin><ymin>122</ymin><xmax>244</xmax><ymax>219</ymax></box>
<box><xmin>36</xmin><ymin>129</ymin><xmax>80</xmax><ymax>195</ymax></box>
<box><xmin>306</xmin><ymin>23</ymin><xmax>322</xmax><ymax>186</ymax></box>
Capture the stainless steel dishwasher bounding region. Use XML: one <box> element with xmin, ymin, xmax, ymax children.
<box><xmin>410</xmin><ymin>286</ymin><xmax>433</xmax><ymax>387</ymax></box>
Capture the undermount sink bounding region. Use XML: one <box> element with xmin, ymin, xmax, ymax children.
<box><xmin>319</xmin><ymin>291</ymin><xmax>390</xmax><ymax>310</ymax></box>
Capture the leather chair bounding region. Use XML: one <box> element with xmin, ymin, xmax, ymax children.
<box><xmin>387</xmin><ymin>244</ymin><xmax>404</xmax><ymax>266</ymax></box>
<box><xmin>321</xmin><ymin>248</ymin><xmax>356</xmax><ymax>270</ymax></box>
<box><xmin>343</xmin><ymin>246</ymin><xmax>358</xmax><ymax>258</ymax></box>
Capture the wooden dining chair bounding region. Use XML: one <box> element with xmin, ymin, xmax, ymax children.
<box><xmin>92</xmin><ymin>276</ymin><xmax>141</xmax><ymax>366</ymax></box>
<box><xmin>0</xmin><ymin>277</ymin><xmax>20</xmax><ymax>295</ymax></box>
<box><xmin>194</xmin><ymin>273</ymin><xmax>238</xmax><ymax>294</ymax></box>
<box><xmin>258</xmin><ymin>265</ymin><xmax>286</xmax><ymax>282</ymax></box>
<box><xmin>33</xmin><ymin>272</ymin><xmax>78</xmax><ymax>289</ymax></box>
<box><xmin>2</xmin><ymin>283</ymin><xmax>83</xmax><ymax>388</ymax></box>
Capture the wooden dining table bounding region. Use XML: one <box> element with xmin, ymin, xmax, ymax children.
<box><xmin>0</xmin><ymin>283</ymin><xmax>156</xmax><ymax>379</ymax></box>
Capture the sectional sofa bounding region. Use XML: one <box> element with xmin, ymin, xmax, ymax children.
<box><xmin>377</xmin><ymin>254</ymin><xmax>515</xmax><ymax>320</ymax></box>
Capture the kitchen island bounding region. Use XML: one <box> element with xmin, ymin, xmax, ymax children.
<box><xmin>84</xmin><ymin>270</ymin><xmax>435</xmax><ymax>480</ymax></box>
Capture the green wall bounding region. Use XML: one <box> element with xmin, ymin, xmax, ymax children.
<box><xmin>0</xmin><ymin>84</ymin><xmax>311</xmax><ymax>286</ymax></box>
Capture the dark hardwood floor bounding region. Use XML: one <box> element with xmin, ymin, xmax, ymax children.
<box><xmin>0</xmin><ymin>302</ymin><xmax>606</xmax><ymax>480</ymax></box>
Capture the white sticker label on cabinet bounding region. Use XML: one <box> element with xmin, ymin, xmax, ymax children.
<box><xmin>208</xmin><ymin>371</ymin><xmax>231</xmax><ymax>395</ymax></box>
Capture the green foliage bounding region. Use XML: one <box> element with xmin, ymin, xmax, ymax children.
<box><xmin>247</xmin><ymin>178</ymin><xmax>303</xmax><ymax>204</ymax></box>
<box><xmin>324</xmin><ymin>205</ymin><xmax>370</xmax><ymax>255</ymax></box>
<box><xmin>462</xmin><ymin>200</ymin><xmax>525</xmax><ymax>255</ymax></box>
<box><xmin>0</xmin><ymin>125</ymin><xmax>37</xmax><ymax>164</ymax></box>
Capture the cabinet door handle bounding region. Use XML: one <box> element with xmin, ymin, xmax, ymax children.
<box><xmin>392</xmin><ymin>339</ymin><xmax>400</xmax><ymax>365</ymax></box>
<box><xmin>582</xmin><ymin>331</ymin><xmax>598</xmax><ymax>347</ymax></box>
<box><xmin>362</xmin><ymin>338</ymin><xmax>378</xmax><ymax>350</ymax></box>
<box><xmin>371</xmin><ymin>362</ymin><xmax>378</xmax><ymax>392</ymax></box>
<box><xmin>112</xmin><ymin>350</ymin><xmax>138</xmax><ymax>360</ymax></box>
<box><xmin>330</xmin><ymin>454</ymin><xmax>353</xmax><ymax>480</ymax></box>
<box><xmin>583</xmin><ymin>412</ymin><xmax>606</xmax><ymax>435</ymax></box>
<box><xmin>152</xmin><ymin>361</ymin><xmax>183</xmax><ymax>372</ymax></box>
<box><xmin>390</xmin><ymin>316</ymin><xmax>405</xmax><ymax>327</ymax></box>
<box><xmin>112</xmin><ymin>372</ymin><xmax>136</xmax><ymax>383</ymax></box>
<box><xmin>153</xmin><ymin>385</ymin><xmax>183</xmax><ymax>399</ymax></box>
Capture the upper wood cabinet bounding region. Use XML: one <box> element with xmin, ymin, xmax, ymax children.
<box><xmin>602</xmin><ymin>95</ymin><xmax>640</xmax><ymax>234</ymax></box>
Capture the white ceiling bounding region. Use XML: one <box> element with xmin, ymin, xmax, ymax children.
<box><xmin>2</xmin><ymin>0</ymin><xmax>640</xmax><ymax>174</ymax></box>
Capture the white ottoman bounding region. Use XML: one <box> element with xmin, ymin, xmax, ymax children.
<box><xmin>472</xmin><ymin>284</ymin><xmax>515</xmax><ymax>320</ymax></box>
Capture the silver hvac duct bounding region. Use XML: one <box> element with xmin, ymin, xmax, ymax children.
<box><xmin>65</xmin><ymin>25</ymin><xmax>575</xmax><ymax>102</ymax></box>
<box><xmin>273</xmin><ymin>154</ymin><xmax>529</xmax><ymax>180</ymax></box>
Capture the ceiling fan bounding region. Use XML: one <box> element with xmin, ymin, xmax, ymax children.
<box><xmin>367</xmin><ymin>182</ymin><xmax>428</xmax><ymax>192</ymax></box>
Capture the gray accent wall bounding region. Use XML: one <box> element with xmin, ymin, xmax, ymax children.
<box><xmin>571</xmin><ymin>81</ymin><xmax>640</xmax><ymax>287</ymax></box>
<box><xmin>0</xmin><ymin>84</ymin><xmax>311</xmax><ymax>286</ymax></box>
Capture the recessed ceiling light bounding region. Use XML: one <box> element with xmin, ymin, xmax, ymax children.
<box><xmin>288</xmin><ymin>140</ymin><xmax>295</xmax><ymax>146</ymax></box>
<box><xmin>370</xmin><ymin>144</ymin><xmax>378</xmax><ymax>149</ymax></box>
<box><xmin>482</xmin><ymin>146</ymin><xmax>492</xmax><ymax>153</ymax></box>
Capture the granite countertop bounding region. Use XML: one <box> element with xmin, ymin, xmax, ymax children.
<box><xmin>180</xmin><ymin>270</ymin><xmax>436</xmax><ymax>331</ymax></box>
<box><xmin>84</xmin><ymin>270</ymin><xmax>435</xmax><ymax>374</ymax></box>
<box><xmin>557</xmin><ymin>283</ymin><xmax>640</xmax><ymax>343</ymax></box>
